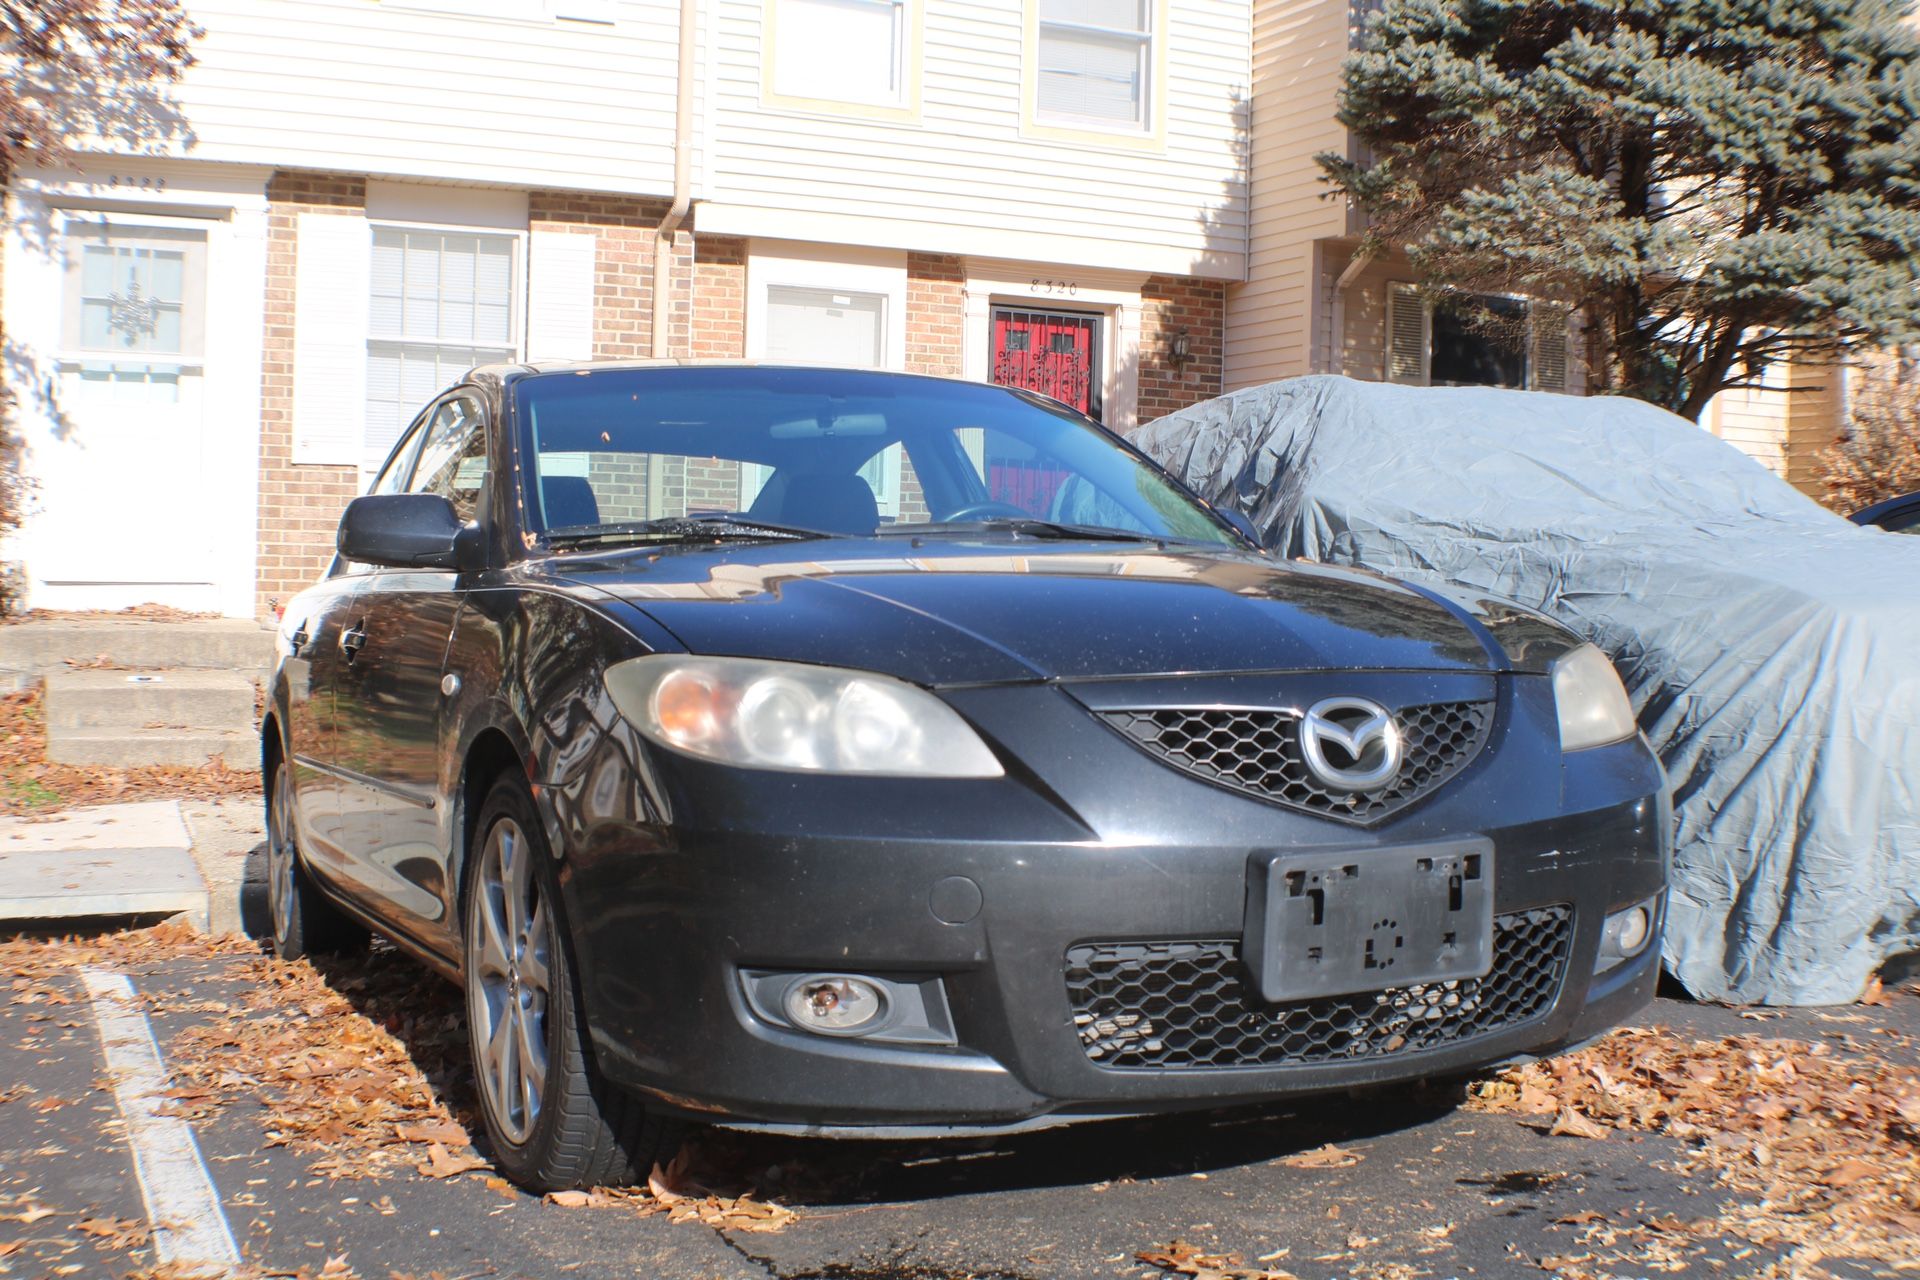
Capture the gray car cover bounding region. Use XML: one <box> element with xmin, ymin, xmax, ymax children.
<box><xmin>1132</xmin><ymin>375</ymin><xmax>1919</xmax><ymax>1007</ymax></box>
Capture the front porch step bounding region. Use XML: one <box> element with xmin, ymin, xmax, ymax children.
<box><xmin>0</xmin><ymin>618</ymin><xmax>275</xmax><ymax>683</ymax></box>
<box><xmin>44</xmin><ymin>669</ymin><xmax>257</xmax><ymax>732</ymax></box>
<box><xmin>45</xmin><ymin>726</ymin><xmax>255</xmax><ymax>769</ymax></box>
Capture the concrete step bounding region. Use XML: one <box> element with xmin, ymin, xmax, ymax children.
<box><xmin>44</xmin><ymin>669</ymin><xmax>257</xmax><ymax>732</ymax></box>
<box><xmin>0</xmin><ymin>801</ymin><xmax>209</xmax><ymax>930</ymax></box>
<box><xmin>0</xmin><ymin>618</ymin><xmax>274</xmax><ymax>681</ymax></box>
<box><xmin>46</xmin><ymin>725</ymin><xmax>256</xmax><ymax>769</ymax></box>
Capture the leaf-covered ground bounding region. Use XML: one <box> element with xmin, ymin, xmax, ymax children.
<box><xmin>0</xmin><ymin>687</ymin><xmax>258</xmax><ymax>816</ymax></box>
<box><xmin>0</xmin><ymin>925</ymin><xmax>793</xmax><ymax>1279</ymax></box>
<box><xmin>3</xmin><ymin>923</ymin><xmax>1914</xmax><ymax>1280</ymax></box>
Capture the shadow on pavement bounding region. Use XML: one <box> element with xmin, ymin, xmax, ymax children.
<box><xmin>308</xmin><ymin>940</ymin><xmax>1479</xmax><ymax>1210</ymax></box>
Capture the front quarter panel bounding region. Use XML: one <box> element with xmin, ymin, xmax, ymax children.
<box><xmin>432</xmin><ymin>579</ymin><xmax>678</xmax><ymax>968</ymax></box>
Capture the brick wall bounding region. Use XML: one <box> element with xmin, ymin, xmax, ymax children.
<box><xmin>527</xmin><ymin>192</ymin><xmax>673</xmax><ymax>360</ymax></box>
<box><xmin>680</xmin><ymin>235</ymin><xmax>746</xmax><ymax>513</ymax></box>
<box><xmin>690</xmin><ymin>234</ymin><xmax>746</xmax><ymax>359</ymax></box>
<box><xmin>906</xmin><ymin>252</ymin><xmax>965</xmax><ymax>377</ymax></box>
<box><xmin>256</xmin><ymin>172</ymin><xmax>366</xmax><ymax>618</ymax></box>
<box><xmin>1137</xmin><ymin>275</ymin><xmax>1226</xmax><ymax>425</ymax></box>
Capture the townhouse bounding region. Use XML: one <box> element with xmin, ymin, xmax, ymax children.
<box><xmin>2</xmin><ymin>0</ymin><xmax>1851</xmax><ymax>624</ymax></box>
<box><xmin>1222</xmin><ymin>0</ymin><xmax>1849</xmax><ymax>490</ymax></box>
<box><xmin>3</xmin><ymin>0</ymin><xmax>1248</xmax><ymax>619</ymax></box>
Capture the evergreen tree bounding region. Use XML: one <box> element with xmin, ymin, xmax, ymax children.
<box><xmin>1320</xmin><ymin>0</ymin><xmax>1920</xmax><ymax>419</ymax></box>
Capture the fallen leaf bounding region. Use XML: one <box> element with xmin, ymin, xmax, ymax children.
<box><xmin>648</xmin><ymin>1161</ymin><xmax>690</xmax><ymax>1206</ymax></box>
<box><xmin>71</xmin><ymin>1216</ymin><xmax>147</xmax><ymax>1249</ymax></box>
<box><xmin>1549</xmin><ymin>1107</ymin><xmax>1609</xmax><ymax>1140</ymax></box>
<box><xmin>1279</xmin><ymin>1142</ymin><xmax>1364</xmax><ymax>1168</ymax></box>
<box><xmin>1860</xmin><ymin>976</ymin><xmax>1892</xmax><ymax>1007</ymax></box>
<box><xmin>1821</xmin><ymin>1158</ymin><xmax>1879</xmax><ymax>1187</ymax></box>
<box><xmin>394</xmin><ymin>1121</ymin><xmax>468</xmax><ymax>1145</ymax></box>
<box><xmin>418</xmin><ymin>1142</ymin><xmax>486</xmax><ymax>1179</ymax></box>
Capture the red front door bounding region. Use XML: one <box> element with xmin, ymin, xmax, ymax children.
<box><xmin>991</xmin><ymin>307</ymin><xmax>1102</xmax><ymax>421</ymax></box>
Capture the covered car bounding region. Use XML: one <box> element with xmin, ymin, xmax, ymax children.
<box><xmin>1131</xmin><ymin>375</ymin><xmax>1920</xmax><ymax>1006</ymax></box>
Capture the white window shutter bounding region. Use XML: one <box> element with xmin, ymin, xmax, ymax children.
<box><xmin>1386</xmin><ymin>282</ymin><xmax>1430</xmax><ymax>385</ymax></box>
<box><xmin>1532</xmin><ymin>309</ymin><xmax>1573</xmax><ymax>393</ymax></box>
<box><xmin>292</xmin><ymin>213</ymin><xmax>370</xmax><ymax>466</ymax></box>
<box><xmin>526</xmin><ymin>230</ymin><xmax>598</xmax><ymax>363</ymax></box>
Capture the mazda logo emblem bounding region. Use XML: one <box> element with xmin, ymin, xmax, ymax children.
<box><xmin>1299</xmin><ymin>697</ymin><xmax>1403</xmax><ymax>792</ymax></box>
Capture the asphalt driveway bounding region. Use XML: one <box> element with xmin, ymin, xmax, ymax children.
<box><xmin>1</xmin><ymin>927</ymin><xmax>1914</xmax><ymax>1280</ymax></box>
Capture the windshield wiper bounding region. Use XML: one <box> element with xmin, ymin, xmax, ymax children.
<box><xmin>546</xmin><ymin>513</ymin><xmax>831</xmax><ymax>549</ymax></box>
<box><xmin>881</xmin><ymin>517</ymin><xmax>1162</xmax><ymax>544</ymax></box>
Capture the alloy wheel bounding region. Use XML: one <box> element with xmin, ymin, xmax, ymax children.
<box><xmin>267</xmin><ymin>764</ymin><xmax>297</xmax><ymax>946</ymax></box>
<box><xmin>469</xmin><ymin>817</ymin><xmax>553</xmax><ymax>1146</ymax></box>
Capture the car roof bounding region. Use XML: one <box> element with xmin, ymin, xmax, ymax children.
<box><xmin>470</xmin><ymin>359</ymin><xmax>990</xmax><ymax>391</ymax></box>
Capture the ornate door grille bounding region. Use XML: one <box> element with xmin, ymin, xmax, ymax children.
<box><xmin>991</xmin><ymin>307</ymin><xmax>1102</xmax><ymax>421</ymax></box>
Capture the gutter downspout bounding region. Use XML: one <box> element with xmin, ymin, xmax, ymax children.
<box><xmin>651</xmin><ymin>0</ymin><xmax>698</xmax><ymax>359</ymax></box>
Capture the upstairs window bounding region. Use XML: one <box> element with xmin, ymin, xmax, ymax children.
<box><xmin>365</xmin><ymin>227</ymin><xmax>516</xmax><ymax>473</ymax></box>
<box><xmin>1035</xmin><ymin>0</ymin><xmax>1153</xmax><ymax>130</ymax></box>
<box><xmin>768</xmin><ymin>0</ymin><xmax>909</xmax><ymax>109</ymax></box>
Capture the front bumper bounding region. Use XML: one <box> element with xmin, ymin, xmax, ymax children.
<box><xmin>541</xmin><ymin>673</ymin><xmax>1669</xmax><ymax>1130</ymax></box>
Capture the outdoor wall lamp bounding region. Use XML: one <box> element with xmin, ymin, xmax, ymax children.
<box><xmin>1168</xmin><ymin>328</ymin><xmax>1193</xmax><ymax>371</ymax></box>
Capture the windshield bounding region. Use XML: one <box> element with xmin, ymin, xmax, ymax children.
<box><xmin>512</xmin><ymin>367</ymin><xmax>1236</xmax><ymax>547</ymax></box>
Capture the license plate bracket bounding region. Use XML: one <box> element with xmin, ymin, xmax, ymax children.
<box><xmin>1244</xmin><ymin>839</ymin><xmax>1495</xmax><ymax>1003</ymax></box>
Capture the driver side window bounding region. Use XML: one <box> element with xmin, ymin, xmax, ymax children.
<box><xmin>369</xmin><ymin>412</ymin><xmax>429</xmax><ymax>496</ymax></box>
<box><xmin>409</xmin><ymin>395</ymin><xmax>489</xmax><ymax>523</ymax></box>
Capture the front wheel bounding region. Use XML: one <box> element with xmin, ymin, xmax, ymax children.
<box><xmin>463</xmin><ymin>773</ymin><xmax>677</xmax><ymax>1191</ymax></box>
<box><xmin>264</xmin><ymin>759</ymin><xmax>367</xmax><ymax>960</ymax></box>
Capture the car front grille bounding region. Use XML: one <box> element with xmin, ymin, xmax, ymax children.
<box><xmin>1064</xmin><ymin>905</ymin><xmax>1573</xmax><ymax>1070</ymax></box>
<box><xmin>1098</xmin><ymin>700</ymin><xmax>1493</xmax><ymax>823</ymax></box>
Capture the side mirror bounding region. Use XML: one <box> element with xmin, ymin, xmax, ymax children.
<box><xmin>338</xmin><ymin>494</ymin><xmax>472</xmax><ymax>569</ymax></box>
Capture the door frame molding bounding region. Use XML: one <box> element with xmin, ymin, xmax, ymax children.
<box><xmin>960</xmin><ymin>259</ymin><xmax>1146</xmax><ymax>432</ymax></box>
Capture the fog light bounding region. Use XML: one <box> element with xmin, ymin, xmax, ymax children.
<box><xmin>782</xmin><ymin>975</ymin><xmax>888</xmax><ymax>1036</ymax></box>
<box><xmin>1596</xmin><ymin>899</ymin><xmax>1659</xmax><ymax>972</ymax></box>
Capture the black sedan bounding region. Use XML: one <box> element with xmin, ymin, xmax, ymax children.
<box><xmin>1852</xmin><ymin>491</ymin><xmax>1920</xmax><ymax>533</ymax></box>
<box><xmin>264</xmin><ymin>364</ymin><xmax>1669</xmax><ymax>1191</ymax></box>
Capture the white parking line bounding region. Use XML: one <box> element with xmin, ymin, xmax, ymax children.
<box><xmin>81</xmin><ymin>968</ymin><xmax>243</xmax><ymax>1274</ymax></box>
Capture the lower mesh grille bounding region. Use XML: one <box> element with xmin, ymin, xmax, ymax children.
<box><xmin>1065</xmin><ymin>905</ymin><xmax>1573</xmax><ymax>1070</ymax></box>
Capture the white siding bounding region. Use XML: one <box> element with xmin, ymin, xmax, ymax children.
<box><xmin>701</xmin><ymin>0</ymin><xmax>1250</xmax><ymax>278</ymax></box>
<box><xmin>1707</xmin><ymin>358</ymin><xmax>1844</xmax><ymax>493</ymax></box>
<box><xmin>170</xmin><ymin>0</ymin><xmax>686</xmax><ymax>196</ymax></box>
<box><xmin>1222</xmin><ymin>0</ymin><xmax>1351</xmax><ymax>386</ymax></box>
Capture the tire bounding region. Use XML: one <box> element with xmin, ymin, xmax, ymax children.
<box><xmin>264</xmin><ymin>757</ymin><xmax>369</xmax><ymax>960</ymax></box>
<box><xmin>462</xmin><ymin>773</ymin><xmax>678</xmax><ymax>1191</ymax></box>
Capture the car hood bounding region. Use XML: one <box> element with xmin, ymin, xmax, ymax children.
<box><xmin>546</xmin><ymin>538</ymin><xmax>1540</xmax><ymax>687</ymax></box>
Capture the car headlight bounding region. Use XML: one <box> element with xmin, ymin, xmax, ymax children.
<box><xmin>1551</xmin><ymin>644</ymin><xmax>1638</xmax><ymax>752</ymax></box>
<box><xmin>604</xmin><ymin>655</ymin><xmax>1003</xmax><ymax>777</ymax></box>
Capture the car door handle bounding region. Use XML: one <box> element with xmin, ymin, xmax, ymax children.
<box><xmin>339</xmin><ymin>623</ymin><xmax>367</xmax><ymax>660</ymax></box>
<box><xmin>290</xmin><ymin>623</ymin><xmax>310</xmax><ymax>652</ymax></box>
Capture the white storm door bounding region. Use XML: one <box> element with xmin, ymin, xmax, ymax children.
<box><xmin>757</xmin><ymin>285</ymin><xmax>901</xmax><ymax>517</ymax></box>
<box><xmin>38</xmin><ymin>215</ymin><xmax>215</xmax><ymax>595</ymax></box>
